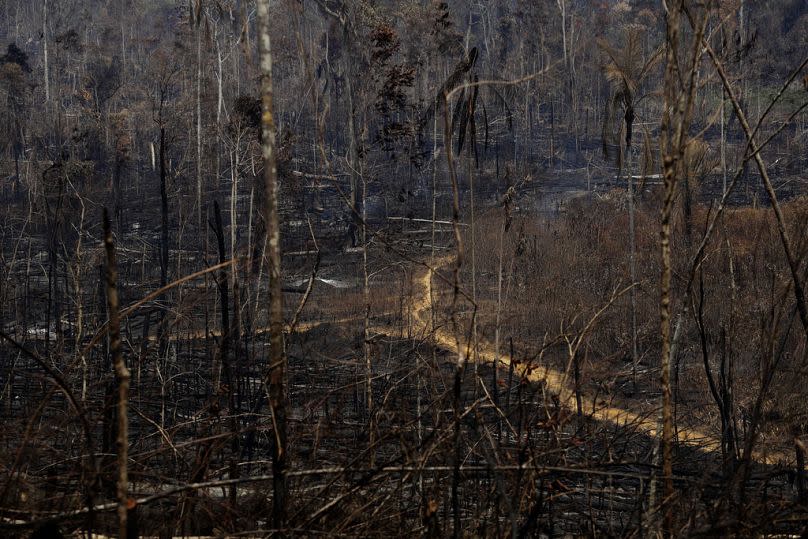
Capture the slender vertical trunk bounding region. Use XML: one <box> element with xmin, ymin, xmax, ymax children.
<box><xmin>229</xmin><ymin>143</ymin><xmax>241</xmax><ymax>408</ymax></box>
<box><xmin>720</xmin><ymin>87</ymin><xmax>726</xmax><ymax>195</ymax></box>
<box><xmin>573</xmin><ymin>349</ymin><xmax>582</xmax><ymax>417</ymax></box>
<box><xmin>43</xmin><ymin>0</ymin><xmax>49</xmax><ymax>104</ymax></box>
<box><xmin>344</xmin><ymin>55</ymin><xmax>361</xmax><ymax>248</ymax></box>
<box><xmin>493</xmin><ymin>215</ymin><xmax>504</xmax><ymax>437</ymax></box>
<box><xmin>626</xmin><ymin>148</ymin><xmax>639</xmax><ymax>388</ymax></box>
<box><xmin>443</xmin><ymin>90</ymin><xmax>467</xmax><ymax>539</ymax></box>
<box><xmin>256</xmin><ymin>1</ymin><xmax>287</xmax><ymax>530</ymax></box>
<box><xmin>212</xmin><ymin>200</ymin><xmax>239</xmax><ymax>504</ymax></box>
<box><xmin>217</xmin><ymin>46</ymin><xmax>224</xmax><ymax>125</ymax></box>
<box><xmin>659</xmin><ymin>6</ymin><xmax>707</xmax><ymax>532</ymax></box>
<box><xmin>233</xmin><ymin>268</ymin><xmax>244</xmax><ymax>413</ymax></box>
<box><xmin>159</xmin><ymin>128</ymin><xmax>169</xmax><ymax>360</ymax></box>
<box><xmin>550</xmin><ymin>100</ymin><xmax>555</xmax><ymax>169</ymax></box>
<box><xmin>419</xmin><ymin>109</ymin><xmax>439</xmax><ymax>502</ymax></box>
<box><xmin>362</xmin><ymin>158</ymin><xmax>373</xmax><ymax>465</ymax></box>
<box><xmin>197</xmin><ymin>24</ymin><xmax>204</xmax><ymax>245</ymax></box>
<box><xmin>796</xmin><ymin>439</ymin><xmax>807</xmax><ymax>504</ymax></box>
<box><xmin>230</xmin><ymin>148</ymin><xmax>238</xmax><ymax>270</ymax></box>
<box><xmin>468</xmin><ymin>155</ymin><xmax>477</xmax><ymax>369</ymax></box>
<box><xmin>659</xmin><ymin>165</ymin><xmax>674</xmax><ymax>535</ymax></box>
<box><xmin>213</xmin><ymin>201</ymin><xmax>232</xmax><ymax>397</ymax></box>
<box><xmin>120</xmin><ymin>21</ymin><xmax>126</xmax><ymax>76</ymax></box>
<box><xmin>103</xmin><ymin>209</ymin><xmax>129</xmax><ymax>539</ymax></box>
<box><xmin>660</xmin><ymin>7</ymin><xmax>682</xmax><ymax>535</ymax></box>
<box><xmin>557</xmin><ymin>0</ymin><xmax>567</xmax><ymax>69</ymax></box>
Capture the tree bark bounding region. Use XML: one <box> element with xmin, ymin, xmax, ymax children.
<box><xmin>158</xmin><ymin>128</ymin><xmax>169</xmax><ymax>361</ymax></box>
<box><xmin>659</xmin><ymin>6</ymin><xmax>682</xmax><ymax>535</ymax></box>
<box><xmin>659</xmin><ymin>5</ymin><xmax>708</xmax><ymax>535</ymax></box>
<box><xmin>626</xmin><ymin>146</ymin><xmax>638</xmax><ymax>388</ymax></box>
<box><xmin>43</xmin><ymin>0</ymin><xmax>49</xmax><ymax>104</ymax></box>
<box><xmin>103</xmin><ymin>209</ymin><xmax>129</xmax><ymax>539</ymax></box>
<box><xmin>256</xmin><ymin>0</ymin><xmax>287</xmax><ymax>531</ymax></box>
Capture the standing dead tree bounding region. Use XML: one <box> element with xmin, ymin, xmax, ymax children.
<box><xmin>256</xmin><ymin>0</ymin><xmax>287</xmax><ymax>531</ymax></box>
<box><xmin>103</xmin><ymin>208</ymin><xmax>130</xmax><ymax>539</ymax></box>
<box><xmin>598</xmin><ymin>31</ymin><xmax>662</xmax><ymax>388</ymax></box>
<box><xmin>659</xmin><ymin>1</ymin><xmax>708</xmax><ymax>535</ymax></box>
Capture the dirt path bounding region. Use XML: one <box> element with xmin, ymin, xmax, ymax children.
<box><xmin>410</xmin><ymin>255</ymin><xmax>787</xmax><ymax>465</ymax></box>
<box><xmin>178</xmin><ymin>252</ymin><xmax>785</xmax><ymax>464</ymax></box>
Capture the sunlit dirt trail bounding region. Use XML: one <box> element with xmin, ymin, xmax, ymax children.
<box><xmin>171</xmin><ymin>254</ymin><xmax>785</xmax><ymax>464</ymax></box>
<box><xmin>409</xmin><ymin>255</ymin><xmax>786</xmax><ymax>465</ymax></box>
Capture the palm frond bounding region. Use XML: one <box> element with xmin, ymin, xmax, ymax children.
<box><xmin>638</xmin><ymin>45</ymin><xmax>665</xmax><ymax>84</ymax></box>
<box><xmin>599</xmin><ymin>28</ymin><xmax>662</xmax><ymax>162</ymax></box>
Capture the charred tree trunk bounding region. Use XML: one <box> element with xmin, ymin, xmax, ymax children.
<box><xmin>212</xmin><ymin>200</ymin><xmax>232</xmax><ymax>397</ymax></box>
<box><xmin>103</xmin><ymin>208</ymin><xmax>129</xmax><ymax>539</ymax></box>
<box><xmin>256</xmin><ymin>0</ymin><xmax>287</xmax><ymax>530</ymax></box>
<box><xmin>211</xmin><ymin>200</ymin><xmax>240</xmax><ymax>505</ymax></box>
<box><xmin>158</xmin><ymin>128</ymin><xmax>169</xmax><ymax>361</ymax></box>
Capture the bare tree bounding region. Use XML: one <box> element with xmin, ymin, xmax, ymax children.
<box><xmin>659</xmin><ymin>2</ymin><xmax>708</xmax><ymax>533</ymax></box>
<box><xmin>103</xmin><ymin>208</ymin><xmax>130</xmax><ymax>539</ymax></box>
<box><xmin>256</xmin><ymin>0</ymin><xmax>287</xmax><ymax>530</ymax></box>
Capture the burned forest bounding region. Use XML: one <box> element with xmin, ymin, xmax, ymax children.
<box><xmin>2</xmin><ymin>0</ymin><xmax>808</xmax><ymax>537</ymax></box>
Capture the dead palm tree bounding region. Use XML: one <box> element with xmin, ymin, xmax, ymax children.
<box><xmin>598</xmin><ymin>28</ymin><xmax>662</xmax><ymax>387</ymax></box>
<box><xmin>599</xmin><ymin>29</ymin><xmax>662</xmax><ymax>163</ymax></box>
